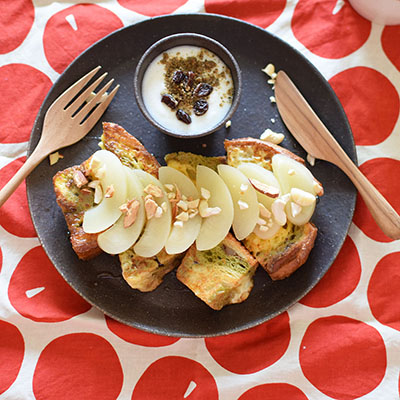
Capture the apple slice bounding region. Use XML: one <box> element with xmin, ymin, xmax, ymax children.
<box><xmin>218</xmin><ymin>164</ymin><xmax>259</xmax><ymax>240</ymax></box>
<box><xmin>132</xmin><ymin>170</ymin><xmax>172</xmax><ymax>258</ymax></box>
<box><xmin>272</xmin><ymin>154</ymin><xmax>318</xmax><ymax>225</ymax></box>
<box><xmin>158</xmin><ymin>166</ymin><xmax>202</xmax><ymax>254</ymax></box>
<box><xmin>83</xmin><ymin>150</ymin><xmax>127</xmax><ymax>233</ymax></box>
<box><xmin>195</xmin><ymin>165</ymin><xmax>234</xmax><ymax>251</ymax></box>
<box><xmin>237</xmin><ymin>162</ymin><xmax>281</xmax><ymax>210</ymax></box>
<box><xmin>97</xmin><ymin>167</ymin><xmax>145</xmax><ymax>254</ymax></box>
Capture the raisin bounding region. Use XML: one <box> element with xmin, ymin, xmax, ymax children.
<box><xmin>184</xmin><ymin>71</ymin><xmax>195</xmax><ymax>91</ymax></box>
<box><xmin>193</xmin><ymin>100</ymin><xmax>209</xmax><ymax>116</ymax></box>
<box><xmin>161</xmin><ymin>94</ymin><xmax>178</xmax><ymax>109</ymax></box>
<box><xmin>194</xmin><ymin>83</ymin><xmax>213</xmax><ymax>97</ymax></box>
<box><xmin>172</xmin><ymin>70</ymin><xmax>185</xmax><ymax>84</ymax></box>
<box><xmin>176</xmin><ymin>109</ymin><xmax>191</xmax><ymax>124</ymax></box>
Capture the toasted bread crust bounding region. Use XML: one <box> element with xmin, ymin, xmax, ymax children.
<box><xmin>265</xmin><ymin>222</ymin><xmax>317</xmax><ymax>280</ymax></box>
<box><xmin>102</xmin><ymin>122</ymin><xmax>160</xmax><ymax>177</ymax></box>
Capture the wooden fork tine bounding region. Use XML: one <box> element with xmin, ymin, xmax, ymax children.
<box><xmin>66</xmin><ymin>72</ymin><xmax>108</xmax><ymax>115</ymax></box>
<box><xmin>53</xmin><ymin>66</ymin><xmax>101</xmax><ymax>109</ymax></box>
<box><xmin>81</xmin><ymin>84</ymin><xmax>120</xmax><ymax>131</ymax></box>
<box><xmin>74</xmin><ymin>78</ymin><xmax>114</xmax><ymax>123</ymax></box>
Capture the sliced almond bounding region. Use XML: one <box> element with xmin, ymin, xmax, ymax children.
<box><xmin>259</xmin><ymin>203</ymin><xmax>272</xmax><ymax>219</ymax></box>
<box><xmin>120</xmin><ymin>199</ymin><xmax>140</xmax><ymax>228</ymax></box>
<box><xmin>260</xmin><ymin>128</ymin><xmax>284</xmax><ymax>144</ymax></box>
<box><xmin>249</xmin><ymin>178</ymin><xmax>279</xmax><ymax>198</ymax></box>
<box><xmin>73</xmin><ymin>170</ymin><xmax>88</xmax><ymax>188</ymax></box>
<box><xmin>291</xmin><ymin>202</ymin><xmax>302</xmax><ymax>218</ymax></box>
<box><xmin>104</xmin><ymin>184</ymin><xmax>115</xmax><ymax>198</ymax></box>
<box><xmin>144</xmin><ymin>197</ymin><xmax>158</xmax><ymax>219</ymax></box>
<box><xmin>188</xmin><ymin>209</ymin><xmax>199</xmax><ymax>218</ymax></box>
<box><xmin>49</xmin><ymin>152</ymin><xmax>63</xmax><ymax>166</ymax></box>
<box><xmin>176</xmin><ymin>211</ymin><xmax>189</xmax><ymax>222</ymax></box>
<box><xmin>261</xmin><ymin>63</ymin><xmax>275</xmax><ymax>77</ymax></box>
<box><xmin>307</xmin><ymin>154</ymin><xmax>316</xmax><ymax>167</ymax></box>
<box><xmin>201</xmin><ymin>206</ymin><xmax>222</xmax><ymax>218</ymax></box>
<box><xmin>200</xmin><ymin>187</ymin><xmax>211</xmax><ymax>200</ymax></box>
<box><xmin>239</xmin><ymin>183</ymin><xmax>248</xmax><ymax>193</ymax></box>
<box><xmin>313</xmin><ymin>181</ymin><xmax>324</xmax><ymax>196</ymax></box>
<box><xmin>174</xmin><ymin>220</ymin><xmax>184</xmax><ymax>228</ymax></box>
<box><xmin>271</xmin><ymin>198</ymin><xmax>287</xmax><ymax>226</ymax></box>
<box><xmin>88</xmin><ymin>180</ymin><xmax>103</xmax><ymax>204</ymax></box>
<box><xmin>144</xmin><ymin>183</ymin><xmax>163</xmax><ymax>198</ymax></box>
<box><xmin>187</xmin><ymin>198</ymin><xmax>200</xmax><ymax>209</ymax></box>
<box><xmin>154</xmin><ymin>206</ymin><xmax>163</xmax><ymax>218</ymax></box>
<box><xmin>287</xmin><ymin>169</ymin><xmax>296</xmax><ymax>176</ymax></box>
<box><xmin>177</xmin><ymin>199</ymin><xmax>188</xmax><ymax>211</ymax></box>
<box><xmin>257</xmin><ymin>217</ymin><xmax>267</xmax><ymax>226</ymax></box>
<box><xmin>164</xmin><ymin>184</ymin><xmax>175</xmax><ymax>192</ymax></box>
<box><xmin>291</xmin><ymin>188</ymin><xmax>316</xmax><ymax>207</ymax></box>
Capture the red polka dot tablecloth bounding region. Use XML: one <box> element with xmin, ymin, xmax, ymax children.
<box><xmin>1</xmin><ymin>1</ymin><xmax>400</xmax><ymax>399</ymax></box>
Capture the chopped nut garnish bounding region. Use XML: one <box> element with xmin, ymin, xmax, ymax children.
<box><xmin>164</xmin><ymin>184</ymin><xmax>175</xmax><ymax>192</ymax></box>
<box><xmin>176</xmin><ymin>211</ymin><xmax>189</xmax><ymax>222</ymax></box>
<box><xmin>271</xmin><ymin>198</ymin><xmax>287</xmax><ymax>226</ymax></box>
<box><xmin>270</xmin><ymin>96</ymin><xmax>276</xmax><ymax>103</ymax></box>
<box><xmin>291</xmin><ymin>188</ymin><xmax>316</xmax><ymax>207</ymax></box>
<box><xmin>88</xmin><ymin>180</ymin><xmax>103</xmax><ymax>204</ymax></box>
<box><xmin>307</xmin><ymin>154</ymin><xmax>316</xmax><ymax>166</ymax></box>
<box><xmin>291</xmin><ymin>202</ymin><xmax>302</xmax><ymax>218</ymax></box>
<box><xmin>177</xmin><ymin>200</ymin><xmax>188</xmax><ymax>211</ymax></box>
<box><xmin>145</xmin><ymin>197</ymin><xmax>158</xmax><ymax>219</ymax></box>
<box><xmin>238</xmin><ymin>200</ymin><xmax>249</xmax><ymax>210</ymax></box>
<box><xmin>200</xmin><ymin>187</ymin><xmax>211</xmax><ymax>200</ymax></box>
<box><xmin>144</xmin><ymin>183</ymin><xmax>163</xmax><ymax>198</ymax></box>
<box><xmin>262</xmin><ymin>63</ymin><xmax>276</xmax><ymax>78</ymax></box>
<box><xmin>257</xmin><ymin>217</ymin><xmax>267</xmax><ymax>226</ymax></box>
<box><xmin>73</xmin><ymin>170</ymin><xmax>88</xmax><ymax>188</ymax></box>
<box><xmin>187</xmin><ymin>198</ymin><xmax>200</xmax><ymax>209</ymax></box>
<box><xmin>271</xmin><ymin>118</ymin><xmax>276</xmax><ymax>123</ymax></box>
<box><xmin>259</xmin><ymin>203</ymin><xmax>272</xmax><ymax>219</ymax></box>
<box><xmin>260</xmin><ymin>128</ymin><xmax>284</xmax><ymax>144</ymax></box>
<box><xmin>200</xmin><ymin>206</ymin><xmax>222</xmax><ymax>218</ymax></box>
<box><xmin>249</xmin><ymin>178</ymin><xmax>279</xmax><ymax>198</ymax></box>
<box><xmin>240</xmin><ymin>183</ymin><xmax>248</xmax><ymax>193</ymax></box>
<box><xmin>167</xmin><ymin>192</ymin><xmax>175</xmax><ymax>200</ymax></box>
<box><xmin>288</xmin><ymin>169</ymin><xmax>296</xmax><ymax>176</ymax></box>
<box><xmin>225</xmin><ymin>120</ymin><xmax>231</xmax><ymax>128</ymax></box>
<box><xmin>188</xmin><ymin>209</ymin><xmax>199</xmax><ymax>218</ymax></box>
<box><xmin>80</xmin><ymin>188</ymin><xmax>92</xmax><ymax>195</ymax></box>
<box><xmin>49</xmin><ymin>152</ymin><xmax>63</xmax><ymax>165</ymax></box>
<box><xmin>154</xmin><ymin>206</ymin><xmax>163</xmax><ymax>218</ymax></box>
<box><xmin>120</xmin><ymin>199</ymin><xmax>140</xmax><ymax>228</ymax></box>
<box><xmin>104</xmin><ymin>184</ymin><xmax>115</xmax><ymax>198</ymax></box>
<box><xmin>174</xmin><ymin>220</ymin><xmax>184</xmax><ymax>228</ymax></box>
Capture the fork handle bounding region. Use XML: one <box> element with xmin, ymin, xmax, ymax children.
<box><xmin>332</xmin><ymin>149</ymin><xmax>400</xmax><ymax>240</ymax></box>
<box><xmin>0</xmin><ymin>147</ymin><xmax>47</xmax><ymax>208</ymax></box>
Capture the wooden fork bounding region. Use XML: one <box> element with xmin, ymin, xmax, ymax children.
<box><xmin>275</xmin><ymin>70</ymin><xmax>400</xmax><ymax>240</ymax></box>
<box><xmin>0</xmin><ymin>66</ymin><xmax>119</xmax><ymax>207</ymax></box>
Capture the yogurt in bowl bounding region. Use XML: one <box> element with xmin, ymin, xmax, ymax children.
<box><xmin>134</xmin><ymin>34</ymin><xmax>241</xmax><ymax>139</ymax></box>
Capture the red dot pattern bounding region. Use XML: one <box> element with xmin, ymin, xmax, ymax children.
<box><xmin>118</xmin><ymin>0</ymin><xmax>187</xmax><ymax>16</ymax></box>
<box><xmin>238</xmin><ymin>383</ymin><xmax>308</xmax><ymax>400</ymax></box>
<box><xmin>132</xmin><ymin>356</ymin><xmax>218</xmax><ymax>399</ymax></box>
<box><xmin>0</xmin><ymin>0</ymin><xmax>34</xmax><ymax>54</ymax></box>
<box><xmin>292</xmin><ymin>0</ymin><xmax>371</xmax><ymax>59</ymax></box>
<box><xmin>382</xmin><ymin>26</ymin><xmax>400</xmax><ymax>72</ymax></box>
<box><xmin>368</xmin><ymin>252</ymin><xmax>400</xmax><ymax>332</ymax></box>
<box><xmin>1</xmin><ymin>1</ymin><xmax>400</xmax><ymax>398</ymax></box>
<box><xmin>105</xmin><ymin>316</ymin><xmax>180</xmax><ymax>346</ymax></box>
<box><xmin>205</xmin><ymin>312</ymin><xmax>290</xmax><ymax>374</ymax></box>
<box><xmin>43</xmin><ymin>4</ymin><xmax>123</xmax><ymax>74</ymax></box>
<box><xmin>353</xmin><ymin>158</ymin><xmax>400</xmax><ymax>242</ymax></box>
<box><xmin>300</xmin><ymin>316</ymin><xmax>386</xmax><ymax>399</ymax></box>
<box><xmin>329</xmin><ymin>67</ymin><xmax>399</xmax><ymax>146</ymax></box>
<box><xmin>300</xmin><ymin>236</ymin><xmax>361</xmax><ymax>307</ymax></box>
<box><xmin>205</xmin><ymin>0</ymin><xmax>286</xmax><ymax>28</ymax></box>
<box><xmin>0</xmin><ymin>64</ymin><xmax>52</xmax><ymax>144</ymax></box>
<box><xmin>0</xmin><ymin>321</ymin><xmax>25</xmax><ymax>395</ymax></box>
<box><xmin>33</xmin><ymin>333</ymin><xmax>123</xmax><ymax>400</ymax></box>
<box><xmin>8</xmin><ymin>246</ymin><xmax>91</xmax><ymax>322</ymax></box>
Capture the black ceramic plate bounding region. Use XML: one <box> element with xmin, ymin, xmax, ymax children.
<box><xmin>26</xmin><ymin>14</ymin><xmax>356</xmax><ymax>337</ymax></box>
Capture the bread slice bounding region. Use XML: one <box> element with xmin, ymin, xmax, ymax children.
<box><xmin>53</xmin><ymin>122</ymin><xmax>160</xmax><ymax>260</ymax></box>
<box><xmin>164</xmin><ymin>152</ymin><xmax>225</xmax><ymax>183</ymax></box>
<box><xmin>225</xmin><ymin>137</ymin><xmax>321</xmax><ymax>280</ymax></box>
<box><xmin>176</xmin><ymin>233</ymin><xmax>258</xmax><ymax>310</ymax></box>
